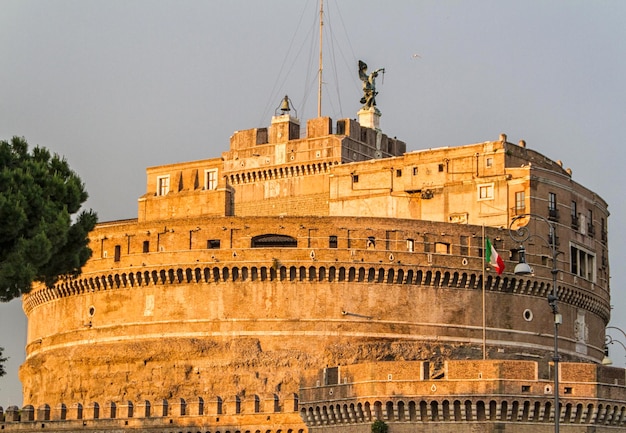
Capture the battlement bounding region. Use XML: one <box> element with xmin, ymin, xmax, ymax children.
<box><xmin>0</xmin><ymin>394</ymin><xmax>303</xmax><ymax>432</ymax></box>
<box><xmin>299</xmin><ymin>360</ymin><xmax>626</xmax><ymax>430</ymax></box>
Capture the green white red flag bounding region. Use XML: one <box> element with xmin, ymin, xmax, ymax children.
<box><xmin>485</xmin><ymin>238</ymin><xmax>505</xmax><ymax>275</ymax></box>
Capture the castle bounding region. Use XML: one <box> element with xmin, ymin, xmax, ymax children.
<box><xmin>1</xmin><ymin>100</ymin><xmax>623</xmax><ymax>432</ymax></box>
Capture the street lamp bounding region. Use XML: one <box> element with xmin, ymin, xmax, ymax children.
<box><xmin>604</xmin><ymin>326</ymin><xmax>626</xmax><ymax>366</ymax></box>
<box><xmin>509</xmin><ymin>213</ymin><xmax>561</xmax><ymax>433</ymax></box>
<box><xmin>603</xmin><ymin>335</ymin><xmax>626</xmax><ymax>366</ymax></box>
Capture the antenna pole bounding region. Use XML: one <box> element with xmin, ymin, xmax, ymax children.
<box><xmin>317</xmin><ymin>0</ymin><xmax>323</xmax><ymax>117</ymax></box>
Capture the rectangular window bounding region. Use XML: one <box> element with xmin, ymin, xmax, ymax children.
<box><xmin>570</xmin><ymin>244</ymin><xmax>595</xmax><ymax>282</ymax></box>
<box><xmin>587</xmin><ymin>209</ymin><xmax>594</xmax><ymax>237</ymax></box>
<box><xmin>438</xmin><ymin>163</ymin><xmax>444</xmax><ymax>172</ymax></box>
<box><xmin>352</xmin><ymin>174</ymin><xmax>359</xmax><ymax>183</ymax></box>
<box><xmin>435</xmin><ymin>242</ymin><xmax>450</xmax><ymax>254</ymax></box>
<box><xmin>407</xmin><ymin>239</ymin><xmax>414</xmax><ymax>252</ymax></box>
<box><xmin>478</xmin><ymin>183</ymin><xmax>494</xmax><ymax>200</ymax></box>
<box><xmin>412</xmin><ymin>167</ymin><xmax>418</xmax><ymax>176</ymax></box>
<box><xmin>114</xmin><ymin>245</ymin><xmax>121</xmax><ymax>262</ymax></box>
<box><xmin>486</xmin><ymin>157</ymin><xmax>493</xmax><ymax>167</ymax></box>
<box><xmin>515</xmin><ymin>191</ymin><xmax>525</xmax><ymax>214</ymax></box>
<box><xmin>460</xmin><ymin>236</ymin><xmax>469</xmax><ymax>256</ymax></box>
<box><xmin>205</xmin><ymin>169</ymin><xmax>218</xmax><ymax>190</ymax></box>
<box><xmin>549</xmin><ymin>193</ymin><xmax>557</xmax><ymax>210</ymax></box>
<box><xmin>366</xmin><ymin>236</ymin><xmax>375</xmax><ymax>248</ymax></box>
<box><xmin>142</xmin><ymin>241</ymin><xmax>150</xmax><ymax>253</ymax></box>
<box><xmin>548</xmin><ymin>192</ymin><xmax>558</xmax><ymax>220</ymax></box>
<box><xmin>207</xmin><ymin>239</ymin><xmax>221</xmax><ymax>249</ymax></box>
<box><xmin>571</xmin><ymin>201</ymin><xmax>578</xmax><ymax>229</ymax></box>
<box><xmin>157</xmin><ymin>175</ymin><xmax>170</xmax><ymax>196</ymax></box>
<box><xmin>396</xmin><ymin>169</ymin><xmax>402</xmax><ymax>177</ymax></box>
<box><xmin>423</xmin><ymin>236</ymin><xmax>431</xmax><ymax>253</ymax></box>
<box><xmin>329</xmin><ymin>235</ymin><xmax>338</xmax><ymax>248</ymax></box>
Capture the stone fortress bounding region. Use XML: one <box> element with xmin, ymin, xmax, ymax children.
<box><xmin>1</xmin><ymin>96</ymin><xmax>623</xmax><ymax>432</ymax></box>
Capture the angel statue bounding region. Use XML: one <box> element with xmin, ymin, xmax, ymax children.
<box><xmin>358</xmin><ymin>60</ymin><xmax>385</xmax><ymax>109</ymax></box>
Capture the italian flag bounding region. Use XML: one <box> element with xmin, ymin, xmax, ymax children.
<box><xmin>485</xmin><ymin>238</ymin><xmax>505</xmax><ymax>275</ymax></box>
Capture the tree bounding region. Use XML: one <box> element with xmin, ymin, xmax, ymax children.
<box><xmin>371</xmin><ymin>420</ymin><xmax>388</xmax><ymax>433</ymax></box>
<box><xmin>0</xmin><ymin>136</ymin><xmax>97</xmax><ymax>302</ymax></box>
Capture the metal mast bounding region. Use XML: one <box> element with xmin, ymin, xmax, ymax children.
<box><xmin>317</xmin><ymin>0</ymin><xmax>323</xmax><ymax>117</ymax></box>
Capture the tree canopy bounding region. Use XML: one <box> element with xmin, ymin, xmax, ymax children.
<box><xmin>0</xmin><ymin>136</ymin><xmax>97</xmax><ymax>302</ymax></box>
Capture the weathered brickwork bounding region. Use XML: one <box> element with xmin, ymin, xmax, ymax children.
<box><xmin>5</xmin><ymin>114</ymin><xmax>616</xmax><ymax>432</ymax></box>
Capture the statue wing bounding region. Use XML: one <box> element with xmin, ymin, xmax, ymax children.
<box><xmin>358</xmin><ymin>60</ymin><xmax>368</xmax><ymax>81</ymax></box>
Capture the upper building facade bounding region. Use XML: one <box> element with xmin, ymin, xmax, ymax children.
<box><xmin>4</xmin><ymin>109</ymin><xmax>616</xmax><ymax>432</ymax></box>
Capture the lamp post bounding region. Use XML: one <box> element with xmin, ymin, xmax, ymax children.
<box><xmin>509</xmin><ymin>213</ymin><xmax>561</xmax><ymax>433</ymax></box>
<box><xmin>605</xmin><ymin>326</ymin><xmax>626</xmax><ymax>366</ymax></box>
<box><xmin>604</xmin><ymin>335</ymin><xmax>626</xmax><ymax>366</ymax></box>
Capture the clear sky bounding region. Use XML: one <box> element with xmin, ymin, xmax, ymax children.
<box><xmin>1</xmin><ymin>0</ymin><xmax>626</xmax><ymax>406</ymax></box>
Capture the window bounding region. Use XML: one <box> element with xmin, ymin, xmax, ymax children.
<box><xmin>366</xmin><ymin>236</ymin><xmax>375</xmax><ymax>248</ymax></box>
<box><xmin>486</xmin><ymin>157</ymin><xmax>493</xmax><ymax>168</ymax></box>
<box><xmin>157</xmin><ymin>175</ymin><xmax>170</xmax><ymax>196</ymax></box>
<box><xmin>478</xmin><ymin>183</ymin><xmax>494</xmax><ymax>200</ymax></box>
<box><xmin>352</xmin><ymin>174</ymin><xmax>359</xmax><ymax>183</ymax></box>
<box><xmin>205</xmin><ymin>169</ymin><xmax>218</xmax><ymax>190</ymax></box>
<box><xmin>435</xmin><ymin>242</ymin><xmax>450</xmax><ymax>254</ymax></box>
<box><xmin>570</xmin><ymin>244</ymin><xmax>595</xmax><ymax>282</ymax></box>
<box><xmin>142</xmin><ymin>241</ymin><xmax>150</xmax><ymax>253</ymax></box>
<box><xmin>412</xmin><ymin>167</ymin><xmax>418</xmax><ymax>176</ymax></box>
<box><xmin>252</xmin><ymin>234</ymin><xmax>297</xmax><ymax>248</ymax></box>
<box><xmin>587</xmin><ymin>209</ymin><xmax>594</xmax><ymax>237</ymax></box>
<box><xmin>395</xmin><ymin>169</ymin><xmax>402</xmax><ymax>177</ymax></box>
<box><xmin>438</xmin><ymin>163</ymin><xmax>444</xmax><ymax>172</ymax></box>
<box><xmin>114</xmin><ymin>245</ymin><xmax>121</xmax><ymax>262</ymax></box>
<box><xmin>406</xmin><ymin>239</ymin><xmax>414</xmax><ymax>252</ymax></box>
<box><xmin>329</xmin><ymin>235</ymin><xmax>338</xmax><ymax>248</ymax></box>
<box><xmin>207</xmin><ymin>239</ymin><xmax>221</xmax><ymax>249</ymax></box>
<box><xmin>459</xmin><ymin>236</ymin><xmax>469</xmax><ymax>256</ymax></box>
<box><xmin>515</xmin><ymin>191</ymin><xmax>525</xmax><ymax>214</ymax></box>
<box><xmin>548</xmin><ymin>192</ymin><xmax>558</xmax><ymax>220</ymax></box>
<box><xmin>571</xmin><ymin>201</ymin><xmax>579</xmax><ymax>229</ymax></box>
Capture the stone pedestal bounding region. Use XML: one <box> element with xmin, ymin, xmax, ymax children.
<box><xmin>357</xmin><ymin>106</ymin><xmax>381</xmax><ymax>130</ymax></box>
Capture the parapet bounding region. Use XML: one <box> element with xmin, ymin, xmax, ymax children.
<box><xmin>0</xmin><ymin>393</ymin><xmax>301</xmax><ymax>430</ymax></box>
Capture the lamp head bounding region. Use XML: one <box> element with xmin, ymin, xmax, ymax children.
<box><xmin>514</xmin><ymin>246</ymin><xmax>533</xmax><ymax>275</ymax></box>
<box><xmin>514</xmin><ymin>262</ymin><xmax>533</xmax><ymax>276</ymax></box>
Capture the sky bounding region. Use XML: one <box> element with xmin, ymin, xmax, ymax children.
<box><xmin>1</xmin><ymin>0</ymin><xmax>626</xmax><ymax>406</ymax></box>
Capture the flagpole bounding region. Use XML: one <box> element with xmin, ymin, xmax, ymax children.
<box><xmin>482</xmin><ymin>224</ymin><xmax>486</xmax><ymax>360</ymax></box>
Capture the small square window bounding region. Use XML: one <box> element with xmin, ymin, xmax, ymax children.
<box><xmin>486</xmin><ymin>157</ymin><xmax>493</xmax><ymax>167</ymax></box>
<box><xmin>396</xmin><ymin>169</ymin><xmax>402</xmax><ymax>177</ymax></box>
<box><xmin>352</xmin><ymin>174</ymin><xmax>359</xmax><ymax>183</ymax></box>
<box><xmin>207</xmin><ymin>239</ymin><xmax>221</xmax><ymax>249</ymax></box>
<box><xmin>478</xmin><ymin>184</ymin><xmax>494</xmax><ymax>200</ymax></box>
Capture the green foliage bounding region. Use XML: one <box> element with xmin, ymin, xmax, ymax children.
<box><xmin>0</xmin><ymin>137</ymin><xmax>97</xmax><ymax>301</ymax></box>
<box><xmin>371</xmin><ymin>420</ymin><xmax>388</xmax><ymax>433</ymax></box>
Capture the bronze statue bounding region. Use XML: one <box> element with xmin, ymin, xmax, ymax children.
<box><xmin>358</xmin><ymin>60</ymin><xmax>385</xmax><ymax>109</ymax></box>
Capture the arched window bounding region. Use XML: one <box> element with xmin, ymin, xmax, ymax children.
<box><xmin>251</xmin><ymin>234</ymin><xmax>297</xmax><ymax>248</ymax></box>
